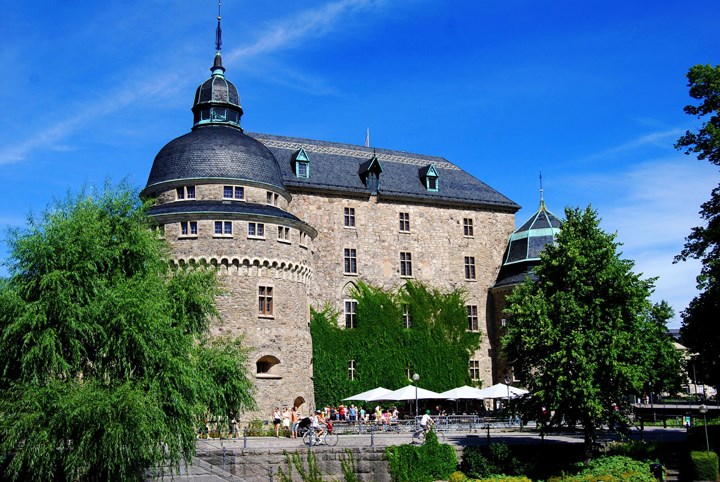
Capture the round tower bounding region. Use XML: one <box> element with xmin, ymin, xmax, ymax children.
<box><xmin>141</xmin><ymin>10</ymin><xmax>316</xmax><ymax>420</ymax></box>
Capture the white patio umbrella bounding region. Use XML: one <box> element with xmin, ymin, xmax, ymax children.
<box><xmin>438</xmin><ymin>385</ymin><xmax>486</xmax><ymax>400</ymax></box>
<box><xmin>475</xmin><ymin>383</ymin><xmax>529</xmax><ymax>399</ymax></box>
<box><xmin>342</xmin><ymin>387</ymin><xmax>393</xmax><ymax>402</ymax></box>
<box><xmin>367</xmin><ymin>384</ymin><xmax>442</xmax><ymax>401</ymax></box>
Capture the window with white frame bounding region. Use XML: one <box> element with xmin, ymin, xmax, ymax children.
<box><xmin>266</xmin><ymin>191</ymin><xmax>279</xmax><ymax>206</ymax></box>
<box><xmin>466</xmin><ymin>305</ymin><xmax>479</xmax><ymax>331</ymax></box>
<box><xmin>463</xmin><ymin>218</ymin><xmax>474</xmax><ymax>237</ymax></box>
<box><xmin>176</xmin><ymin>186</ymin><xmax>196</xmax><ymax>200</ymax></box>
<box><xmin>402</xmin><ymin>304</ymin><xmax>412</xmax><ymax>329</ymax></box>
<box><xmin>277</xmin><ymin>226</ymin><xmax>290</xmax><ymax>243</ymax></box>
<box><xmin>464</xmin><ymin>256</ymin><xmax>476</xmax><ymax>280</ymax></box>
<box><xmin>344</xmin><ymin>207</ymin><xmax>356</xmax><ymax>228</ymax></box>
<box><xmin>469</xmin><ymin>360</ymin><xmax>480</xmax><ymax>381</ymax></box>
<box><xmin>344</xmin><ymin>299</ymin><xmax>357</xmax><ymax>329</ymax></box>
<box><xmin>400</xmin><ymin>252</ymin><xmax>413</xmax><ymax>277</ymax></box>
<box><xmin>258</xmin><ymin>286</ymin><xmax>273</xmax><ymax>316</ymax></box>
<box><xmin>248</xmin><ymin>222</ymin><xmax>265</xmax><ymax>238</ymax></box>
<box><xmin>299</xmin><ymin>232</ymin><xmax>308</xmax><ymax>248</ymax></box>
<box><xmin>179</xmin><ymin>221</ymin><xmax>198</xmax><ymax>237</ymax></box>
<box><xmin>344</xmin><ymin>248</ymin><xmax>357</xmax><ymax>274</ymax></box>
<box><xmin>348</xmin><ymin>360</ymin><xmax>356</xmax><ymax>381</ymax></box>
<box><xmin>223</xmin><ymin>185</ymin><xmax>244</xmax><ymax>200</ymax></box>
<box><xmin>399</xmin><ymin>212</ymin><xmax>410</xmax><ymax>232</ymax></box>
<box><xmin>214</xmin><ymin>221</ymin><xmax>232</xmax><ymax>237</ymax></box>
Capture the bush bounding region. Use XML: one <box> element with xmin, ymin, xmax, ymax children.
<box><xmin>473</xmin><ymin>477</ymin><xmax>532</xmax><ymax>482</ymax></box>
<box><xmin>548</xmin><ymin>456</ymin><xmax>655</xmax><ymax>482</ymax></box>
<box><xmin>460</xmin><ymin>443</ymin><xmax>528</xmax><ymax>479</ymax></box>
<box><xmin>385</xmin><ymin>431</ymin><xmax>457</xmax><ymax>482</ymax></box>
<box><xmin>690</xmin><ymin>451</ymin><xmax>718</xmax><ymax>482</ymax></box>
<box><xmin>448</xmin><ymin>471</ymin><xmax>468</xmax><ymax>482</ymax></box>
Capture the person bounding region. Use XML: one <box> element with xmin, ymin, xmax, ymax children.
<box><xmin>312</xmin><ymin>410</ymin><xmax>326</xmax><ymax>437</ymax></box>
<box><xmin>348</xmin><ymin>404</ymin><xmax>357</xmax><ymax>423</ymax></box>
<box><xmin>272</xmin><ymin>407</ymin><xmax>282</xmax><ymax>437</ymax></box>
<box><xmin>420</xmin><ymin>409</ymin><xmax>434</xmax><ymax>433</ymax></box>
<box><xmin>230</xmin><ymin>415</ymin><xmax>238</xmax><ymax>438</ymax></box>
<box><xmin>291</xmin><ymin>406</ymin><xmax>300</xmax><ymax>438</ymax></box>
<box><xmin>282</xmin><ymin>406</ymin><xmax>291</xmax><ymax>436</ymax></box>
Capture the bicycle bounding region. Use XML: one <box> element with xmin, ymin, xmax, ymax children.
<box><xmin>302</xmin><ymin>429</ymin><xmax>339</xmax><ymax>446</ymax></box>
<box><xmin>411</xmin><ymin>425</ymin><xmax>445</xmax><ymax>444</ymax></box>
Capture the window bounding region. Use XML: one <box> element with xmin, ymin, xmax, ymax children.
<box><xmin>344</xmin><ymin>300</ymin><xmax>357</xmax><ymax>329</ymax></box>
<box><xmin>180</xmin><ymin>221</ymin><xmax>198</xmax><ymax>237</ymax></box>
<box><xmin>463</xmin><ymin>218</ymin><xmax>474</xmax><ymax>237</ymax></box>
<box><xmin>214</xmin><ymin>221</ymin><xmax>232</xmax><ymax>237</ymax></box>
<box><xmin>258</xmin><ymin>286</ymin><xmax>273</xmax><ymax>316</ymax></box>
<box><xmin>464</xmin><ymin>256</ymin><xmax>476</xmax><ymax>280</ymax></box>
<box><xmin>277</xmin><ymin>226</ymin><xmax>290</xmax><ymax>243</ymax></box>
<box><xmin>400</xmin><ymin>252</ymin><xmax>413</xmax><ymax>277</ymax></box>
<box><xmin>501</xmin><ymin>318</ymin><xmax>507</xmax><ymax>328</ymax></box>
<box><xmin>248</xmin><ymin>222</ymin><xmax>265</xmax><ymax>238</ymax></box>
<box><xmin>344</xmin><ymin>248</ymin><xmax>357</xmax><ymax>274</ymax></box>
<box><xmin>176</xmin><ymin>186</ymin><xmax>195</xmax><ymax>200</ymax></box>
<box><xmin>467</xmin><ymin>305</ymin><xmax>479</xmax><ymax>331</ymax></box>
<box><xmin>469</xmin><ymin>360</ymin><xmax>480</xmax><ymax>381</ymax></box>
<box><xmin>299</xmin><ymin>232</ymin><xmax>308</xmax><ymax>248</ymax></box>
<box><xmin>427</xmin><ymin>177</ymin><xmax>438</xmax><ymax>191</ymax></box>
<box><xmin>348</xmin><ymin>360</ymin><xmax>356</xmax><ymax>381</ymax></box>
<box><xmin>266</xmin><ymin>191</ymin><xmax>279</xmax><ymax>206</ymax></box>
<box><xmin>344</xmin><ymin>207</ymin><xmax>356</xmax><ymax>228</ymax></box>
<box><xmin>402</xmin><ymin>304</ymin><xmax>412</xmax><ymax>329</ymax></box>
<box><xmin>399</xmin><ymin>212</ymin><xmax>410</xmax><ymax>232</ymax></box>
<box><xmin>297</xmin><ymin>161</ymin><xmax>309</xmax><ymax>178</ymax></box>
<box><xmin>223</xmin><ymin>185</ymin><xmax>244</xmax><ymax>200</ymax></box>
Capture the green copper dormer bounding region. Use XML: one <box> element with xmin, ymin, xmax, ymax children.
<box><xmin>420</xmin><ymin>164</ymin><xmax>439</xmax><ymax>191</ymax></box>
<box><xmin>293</xmin><ymin>148</ymin><xmax>310</xmax><ymax>178</ymax></box>
<box><xmin>359</xmin><ymin>154</ymin><xmax>383</xmax><ymax>195</ymax></box>
<box><xmin>192</xmin><ymin>51</ymin><xmax>244</xmax><ymax>129</ymax></box>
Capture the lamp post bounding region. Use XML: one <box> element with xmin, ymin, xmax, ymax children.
<box><xmin>413</xmin><ymin>373</ymin><xmax>420</xmax><ymax>421</ymax></box>
<box><xmin>699</xmin><ymin>404</ymin><xmax>710</xmax><ymax>454</ymax></box>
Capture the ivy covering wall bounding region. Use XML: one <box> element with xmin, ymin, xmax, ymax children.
<box><xmin>310</xmin><ymin>281</ymin><xmax>481</xmax><ymax>407</ymax></box>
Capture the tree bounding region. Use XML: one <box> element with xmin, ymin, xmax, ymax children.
<box><xmin>675</xmin><ymin>64</ymin><xmax>720</xmax><ymax>389</ymax></box>
<box><xmin>0</xmin><ymin>183</ymin><xmax>255</xmax><ymax>481</ymax></box>
<box><xmin>501</xmin><ymin>206</ymin><xmax>680</xmax><ymax>455</ymax></box>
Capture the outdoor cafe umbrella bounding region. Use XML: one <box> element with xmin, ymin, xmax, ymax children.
<box><xmin>342</xmin><ymin>387</ymin><xmax>393</xmax><ymax>402</ymax></box>
<box><xmin>437</xmin><ymin>385</ymin><xmax>486</xmax><ymax>400</ymax></box>
<box><xmin>475</xmin><ymin>383</ymin><xmax>529</xmax><ymax>399</ymax></box>
<box><xmin>367</xmin><ymin>385</ymin><xmax>442</xmax><ymax>401</ymax></box>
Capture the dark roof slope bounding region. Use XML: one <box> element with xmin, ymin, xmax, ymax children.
<box><xmin>143</xmin><ymin>126</ymin><xmax>286</xmax><ymax>197</ymax></box>
<box><xmin>147</xmin><ymin>200</ymin><xmax>302</xmax><ymax>223</ymax></box>
<box><xmin>250</xmin><ymin>133</ymin><xmax>519</xmax><ymax>211</ymax></box>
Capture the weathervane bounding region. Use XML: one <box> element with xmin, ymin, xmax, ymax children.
<box><xmin>215</xmin><ymin>0</ymin><xmax>222</xmax><ymax>52</ymax></box>
<box><xmin>539</xmin><ymin>170</ymin><xmax>546</xmax><ymax>210</ymax></box>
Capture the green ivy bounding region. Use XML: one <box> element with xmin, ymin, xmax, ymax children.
<box><xmin>385</xmin><ymin>430</ymin><xmax>458</xmax><ymax>482</ymax></box>
<box><xmin>311</xmin><ymin>280</ymin><xmax>481</xmax><ymax>407</ymax></box>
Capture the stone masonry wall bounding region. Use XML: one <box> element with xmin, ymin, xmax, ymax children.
<box><xmin>287</xmin><ymin>191</ymin><xmax>516</xmax><ymax>388</ymax></box>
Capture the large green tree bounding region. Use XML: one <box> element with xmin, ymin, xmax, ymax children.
<box><xmin>502</xmin><ymin>206</ymin><xmax>681</xmax><ymax>454</ymax></box>
<box><xmin>675</xmin><ymin>64</ymin><xmax>720</xmax><ymax>389</ymax></box>
<box><xmin>0</xmin><ymin>183</ymin><xmax>255</xmax><ymax>481</ymax></box>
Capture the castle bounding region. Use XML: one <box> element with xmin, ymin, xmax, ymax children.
<box><xmin>141</xmin><ymin>15</ymin><xmax>559</xmax><ymax>419</ymax></box>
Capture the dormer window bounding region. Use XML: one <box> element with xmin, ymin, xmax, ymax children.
<box><xmin>294</xmin><ymin>148</ymin><xmax>310</xmax><ymax>178</ymax></box>
<box><xmin>420</xmin><ymin>164</ymin><xmax>439</xmax><ymax>192</ymax></box>
<box><xmin>359</xmin><ymin>155</ymin><xmax>383</xmax><ymax>195</ymax></box>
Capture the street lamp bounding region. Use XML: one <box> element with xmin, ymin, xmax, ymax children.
<box><xmin>699</xmin><ymin>404</ymin><xmax>710</xmax><ymax>454</ymax></box>
<box><xmin>413</xmin><ymin>373</ymin><xmax>420</xmax><ymax>421</ymax></box>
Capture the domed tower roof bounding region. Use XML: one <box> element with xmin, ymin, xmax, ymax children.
<box><xmin>141</xmin><ymin>10</ymin><xmax>286</xmax><ymax>198</ymax></box>
<box><xmin>494</xmin><ymin>183</ymin><xmax>562</xmax><ymax>288</ymax></box>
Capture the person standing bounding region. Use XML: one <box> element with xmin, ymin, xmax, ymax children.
<box><xmin>291</xmin><ymin>406</ymin><xmax>300</xmax><ymax>438</ymax></box>
<box><xmin>282</xmin><ymin>406</ymin><xmax>291</xmax><ymax>436</ymax></box>
<box><xmin>272</xmin><ymin>407</ymin><xmax>282</xmax><ymax>437</ymax></box>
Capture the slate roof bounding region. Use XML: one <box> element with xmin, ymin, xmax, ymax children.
<box><xmin>250</xmin><ymin>133</ymin><xmax>520</xmax><ymax>211</ymax></box>
<box><xmin>143</xmin><ymin>126</ymin><xmax>286</xmax><ymax>197</ymax></box>
<box><xmin>147</xmin><ymin>200</ymin><xmax>302</xmax><ymax>223</ymax></box>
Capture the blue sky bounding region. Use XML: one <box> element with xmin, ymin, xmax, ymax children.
<box><xmin>1</xmin><ymin>0</ymin><xmax>718</xmax><ymax>327</ymax></box>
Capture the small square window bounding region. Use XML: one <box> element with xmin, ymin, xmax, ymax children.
<box><xmin>277</xmin><ymin>226</ymin><xmax>290</xmax><ymax>243</ymax></box>
<box><xmin>176</xmin><ymin>187</ymin><xmax>185</xmax><ymax>200</ymax></box>
<box><xmin>186</xmin><ymin>186</ymin><xmax>196</xmax><ymax>199</ymax></box>
<box><xmin>223</xmin><ymin>186</ymin><xmax>233</xmax><ymax>198</ymax></box>
<box><xmin>176</xmin><ymin>186</ymin><xmax>195</xmax><ymax>200</ymax></box>
<box><xmin>249</xmin><ymin>222</ymin><xmax>265</xmax><ymax>238</ymax></box>
<box><xmin>214</xmin><ymin>221</ymin><xmax>232</xmax><ymax>236</ymax></box>
<box><xmin>180</xmin><ymin>221</ymin><xmax>198</xmax><ymax>237</ymax></box>
<box><xmin>266</xmin><ymin>192</ymin><xmax>279</xmax><ymax>206</ymax></box>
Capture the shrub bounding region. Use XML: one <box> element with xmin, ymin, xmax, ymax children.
<box><xmin>690</xmin><ymin>451</ymin><xmax>718</xmax><ymax>482</ymax></box>
<box><xmin>460</xmin><ymin>443</ymin><xmax>528</xmax><ymax>479</ymax></box>
<box><xmin>448</xmin><ymin>471</ymin><xmax>468</xmax><ymax>482</ymax></box>
<box><xmin>385</xmin><ymin>431</ymin><xmax>457</xmax><ymax>482</ymax></box>
<box><xmin>474</xmin><ymin>477</ymin><xmax>532</xmax><ymax>482</ymax></box>
<box><xmin>548</xmin><ymin>455</ymin><xmax>655</xmax><ymax>482</ymax></box>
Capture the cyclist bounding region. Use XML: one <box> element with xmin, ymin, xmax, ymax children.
<box><xmin>312</xmin><ymin>410</ymin><xmax>326</xmax><ymax>437</ymax></box>
<box><xmin>419</xmin><ymin>409</ymin><xmax>435</xmax><ymax>433</ymax></box>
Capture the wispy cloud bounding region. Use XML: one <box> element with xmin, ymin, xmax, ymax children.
<box><xmin>0</xmin><ymin>0</ymin><xmax>388</xmax><ymax>165</ymax></box>
<box><xmin>579</xmin><ymin>128</ymin><xmax>685</xmax><ymax>164</ymax></box>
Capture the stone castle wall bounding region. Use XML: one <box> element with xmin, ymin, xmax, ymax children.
<box><xmin>286</xmin><ymin>191</ymin><xmax>516</xmax><ymax>387</ymax></box>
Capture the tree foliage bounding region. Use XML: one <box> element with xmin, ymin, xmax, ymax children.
<box><xmin>501</xmin><ymin>206</ymin><xmax>681</xmax><ymax>453</ymax></box>
<box><xmin>0</xmin><ymin>183</ymin><xmax>255</xmax><ymax>481</ymax></box>
<box><xmin>310</xmin><ymin>281</ymin><xmax>480</xmax><ymax>408</ymax></box>
<box><xmin>675</xmin><ymin>64</ymin><xmax>720</xmax><ymax>389</ymax></box>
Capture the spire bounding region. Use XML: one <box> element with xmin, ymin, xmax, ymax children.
<box><xmin>539</xmin><ymin>170</ymin><xmax>546</xmax><ymax>211</ymax></box>
<box><xmin>212</xmin><ymin>0</ymin><xmax>225</xmax><ymax>75</ymax></box>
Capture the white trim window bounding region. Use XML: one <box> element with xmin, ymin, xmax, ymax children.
<box><xmin>214</xmin><ymin>221</ymin><xmax>232</xmax><ymax>237</ymax></box>
<box><xmin>179</xmin><ymin>221</ymin><xmax>198</xmax><ymax>237</ymax></box>
<box><xmin>344</xmin><ymin>299</ymin><xmax>358</xmax><ymax>329</ymax></box>
<box><xmin>248</xmin><ymin>222</ymin><xmax>265</xmax><ymax>239</ymax></box>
